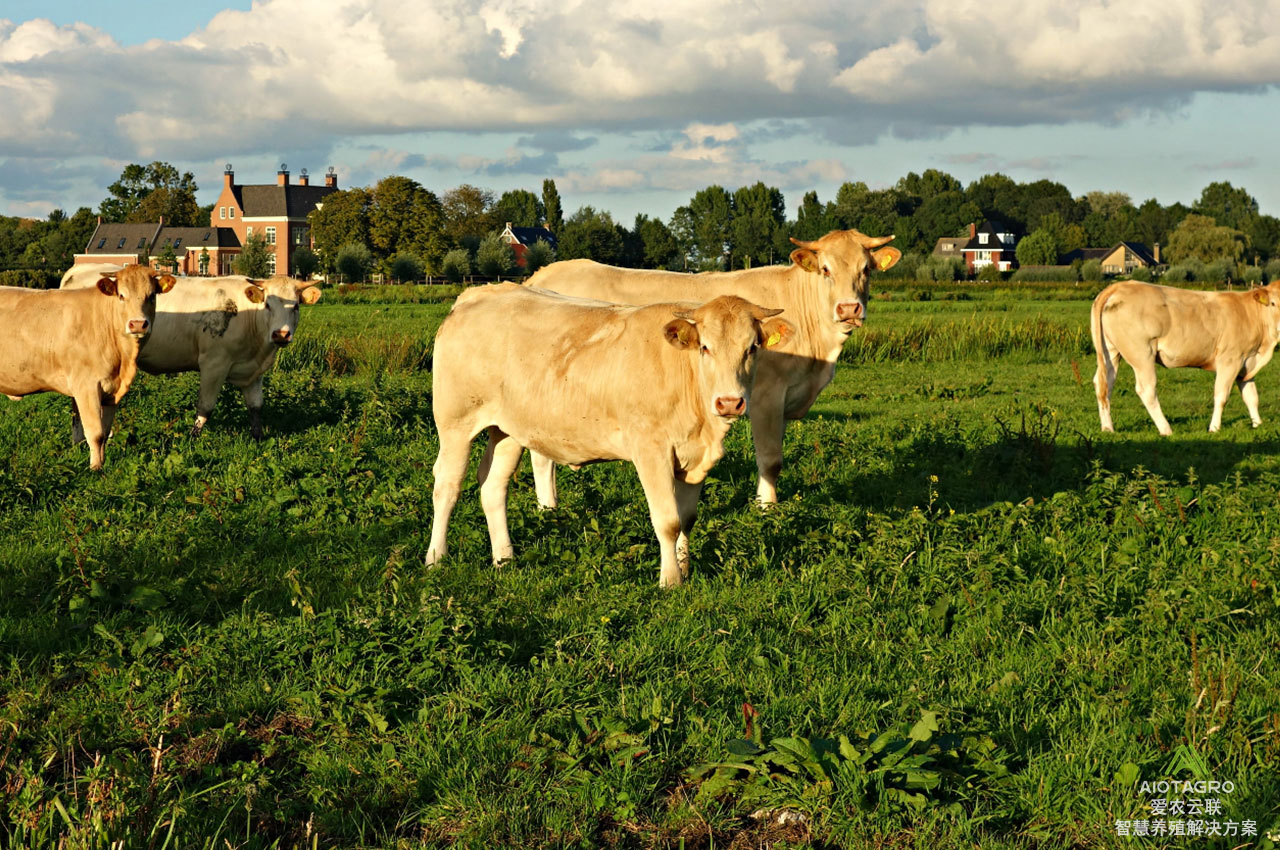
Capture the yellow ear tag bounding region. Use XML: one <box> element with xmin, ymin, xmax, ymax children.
<box><xmin>879</xmin><ymin>253</ymin><xmax>892</xmax><ymax>270</ymax></box>
<box><xmin>766</xmin><ymin>331</ymin><xmax>782</xmax><ymax>348</ymax></box>
<box><xmin>1257</xmin><ymin>290</ymin><xmax>1269</xmax><ymax>305</ymax></box>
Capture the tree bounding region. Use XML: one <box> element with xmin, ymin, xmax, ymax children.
<box><xmin>685</xmin><ymin>186</ymin><xmax>733</xmax><ymax>269</ymax></box>
<box><xmin>100</xmin><ymin>162</ymin><xmax>200</xmax><ymax>225</ymax></box>
<box><xmin>495</xmin><ymin>189</ymin><xmax>544</xmax><ymax>228</ymax></box>
<box><xmin>441</xmin><ymin>248</ymin><xmax>471</xmax><ymax>283</ymax></box>
<box><xmin>368</xmin><ymin>176</ymin><xmax>447</xmax><ymax>272</ymax></box>
<box><xmin>199</xmin><ymin>246</ymin><xmax>211</xmax><ymax>276</ymax></box>
<box><xmin>794</xmin><ymin>191</ymin><xmax>836</xmax><ymax>242</ymax></box>
<box><xmin>235</xmin><ymin>232</ymin><xmax>272</xmax><ymax>278</ymax></box>
<box><xmin>1166</xmin><ymin>214</ymin><xmax>1248</xmax><ymax>264</ymax></box>
<box><xmin>1037</xmin><ymin>212</ymin><xmax>1087</xmax><ymax>255</ymax></box>
<box><xmin>476</xmin><ymin>233</ymin><xmax>515</xmax><ymax>279</ymax></box>
<box><xmin>1015</xmin><ymin>229</ymin><xmax>1059</xmax><ymax>266</ymax></box>
<box><xmin>911</xmin><ymin>191</ymin><xmax>982</xmax><ymax>248</ymax></box>
<box><xmin>731</xmin><ymin>182</ymin><xmax>786</xmax><ymax>268</ymax></box>
<box><xmin>156</xmin><ymin>242</ymin><xmax>179</xmax><ymax>274</ymax></box>
<box><xmin>335</xmin><ymin>242</ymin><xmax>373</xmax><ymax>283</ymax></box>
<box><xmin>522</xmin><ymin>239</ymin><xmax>554</xmax><ymax>275</ymax></box>
<box><xmin>442</xmin><ymin>184</ymin><xmax>497</xmax><ymax>248</ymax></box>
<box><xmin>1194</xmin><ymin>182</ymin><xmax>1259</xmax><ymax>232</ymax></box>
<box><xmin>542</xmin><ymin>179</ymin><xmax>564</xmax><ymax>233</ymax></box>
<box><xmin>557</xmin><ymin>206</ymin><xmax>624</xmax><ymax>264</ymax></box>
<box><xmin>896</xmin><ymin>169</ymin><xmax>962</xmax><ymax>201</ymax></box>
<box><xmin>388</xmin><ymin>251</ymin><xmax>423</xmax><ymax>283</ymax></box>
<box><xmin>635</xmin><ymin>214</ymin><xmax>679</xmax><ymax>269</ymax></box>
<box><xmin>291</xmin><ymin>246</ymin><xmax>318</xmax><ymax>279</ymax></box>
<box><xmin>309</xmin><ymin>188</ymin><xmax>371</xmax><ymax>271</ymax></box>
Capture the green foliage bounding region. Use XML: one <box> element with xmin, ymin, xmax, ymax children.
<box><xmin>731</xmin><ymin>182</ymin><xmax>786</xmax><ymax>269</ymax></box>
<box><xmin>0</xmin><ymin>269</ymin><xmax>54</xmax><ymax>288</ymax></box>
<box><xmin>335</xmin><ymin>241</ymin><xmax>373</xmax><ymax>283</ymax></box>
<box><xmin>368</xmin><ymin>176</ymin><xmax>447</xmax><ymax>273</ymax></box>
<box><xmin>542</xmin><ymin>178</ymin><xmax>564</xmax><ymax>233</ymax></box>
<box><xmin>387</xmin><ymin>251</ymin><xmax>423</xmax><ymax>283</ymax></box>
<box><xmin>441</xmin><ymin>248</ymin><xmax>471</xmax><ymax>283</ymax></box>
<box><xmin>1244</xmin><ymin>265</ymin><xmax>1265</xmax><ymax>285</ymax></box>
<box><xmin>234</xmin><ymin>231</ymin><xmax>273</xmax><ymax>278</ymax></box>
<box><xmin>1167</xmin><ymin>213</ymin><xmax>1248</xmax><ymax>264</ymax></box>
<box><xmin>1129</xmin><ymin>265</ymin><xmax>1154</xmax><ymax>282</ymax></box>
<box><xmin>557</xmin><ymin>206</ymin><xmax>624</xmax><ymax>264</ymax></box>
<box><xmin>1015</xmin><ymin>228</ymin><xmax>1059</xmax><ymax>266</ymax></box>
<box><xmin>442</xmin><ymin>184</ymin><xmax>497</xmax><ymax>248</ymax></box>
<box><xmin>1011</xmin><ymin>265</ymin><xmax>1078</xmax><ymax>282</ymax></box>
<box><xmin>975</xmin><ymin>262</ymin><xmax>1004</xmax><ymax>282</ymax></box>
<box><xmin>290</xmin><ymin>246</ymin><xmax>318</xmax><ymax>279</ymax></box>
<box><xmin>686</xmin><ymin>710</ymin><xmax>1010</xmax><ymax>820</ymax></box>
<box><xmin>634</xmin><ymin>214</ymin><xmax>680</xmax><ymax>269</ymax></box>
<box><xmin>99</xmin><ymin>161</ymin><xmax>201</xmax><ymax>225</ymax></box>
<box><xmin>495</xmin><ymin>189</ymin><xmax>544</xmax><ymax>229</ymax></box>
<box><xmin>476</xmin><ymin>232</ymin><xmax>515</xmax><ymax>278</ymax></box>
<box><xmin>1080</xmin><ymin>258</ymin><xmax>1103</xmax><ymax>282</ymax></box>
<box><xmin>156</xmin><ymin>242</ymin><xmax>178</xmax><ymax>273</ymax></box>
<box><xmin>521</xmin><ymin>239</ymin><xmax>554</xmax><ymax>275</ymax></box>
<box><xmin>308</xmin><ymin>188</ymin><xmax>371</xmax><ymax>271</ymax></box>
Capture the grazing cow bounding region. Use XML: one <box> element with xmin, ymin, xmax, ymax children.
<box><xmin>63</xmin><ymin>267</ymin><xmax>322</xmax><ymax>438</ymax></box>
<box><xmin>0</xmin><ymin>264</ymin><xmax>175</xmax><ymax>469</ymax></box>
<box><xmin>1092</xmin><ymin>280</ymin><xmax>1280</xmax><ymax>434</ymax></box>
<box><xmin>427</xmin><ymin>284</ymin><xmax>794</xmax><ymax>588</ymax></box>
<box><xmin>525</xmin><ymin>228</ymin><xmax>900</xmax><ymax>504</ymax></box>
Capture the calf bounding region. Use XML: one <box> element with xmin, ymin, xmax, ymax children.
<box><xmin>1092</xmin><ymin>280</ymin><xmax>1280</xmax><ymax>434</ymax></box>
<box><xmin>1</xmin><ymin>264</ymin><xmax>174</xmax><ymax>469</ymax></box>
<box><xmin>63</xmin><ymin>268</ymin><xmax>322</xmax><ymax>438</ymax></box>
<box><xmin>427</xmin><ymin>284</ymin><xmax>793</xmax><ymax>588</ymax></box>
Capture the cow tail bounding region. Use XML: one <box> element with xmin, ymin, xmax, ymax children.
<box><xmin>1091</xmin><ymin>285</ymin><xmax>1116</xmax><ymax>396</ymax></box>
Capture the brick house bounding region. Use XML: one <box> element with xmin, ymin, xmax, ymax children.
<box><xmin>74</xmin><ymin>164</ymin><xmax>337</xmax><ymax>276</ymax></box>
<box><xmin>500</xmin><ymin>222</ymin><xmax>558</xmax><ymax>268</ymax></box>
<box><xmin>961</xmin><ymin>220</ymin><xmax>1018</xmax><ymax>273</ymax></box>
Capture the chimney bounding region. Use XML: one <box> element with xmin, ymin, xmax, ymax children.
<box><xmin>224</xmin><ymin>163</ymin><xmax>235</xmax><ymax>190</ymax></box>
<box><xmin>1153</xmin><ymin>242</ymin><xmax>1161</xmax><ymax>264</ymax></box>
<box><xmin>298</xmin><ymin>167</ymin><xmax>309</xmax><ymax>187</ymax></box>
<box><xmin>277</xmin><ymin>163</ymin><xmax>289</xmax><ymax>186</ymax></box>
<box><xmin>969</xmin><ymin>222</ymin><xmax>976</xmax><ymax>239</ymax></box>
<box><xmin>324</xmin><ymin>166</ymin><xmax>337</xmax><ymax>189</ymax></box>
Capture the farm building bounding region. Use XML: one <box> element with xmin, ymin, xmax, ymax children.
<box><xmin>501</xmin><ymin>222</ymin><xmax>558</xmax><ymax>268</ymax></box>
<box><xmin>1062</xmin><ymin>241</ymin><xmax>1160</xmax><ymax>274</ymax></box>
<box><xmin>961</xmin><ymin>220</ymin><xmax>1018</xmax><ymax>272</ymax></box>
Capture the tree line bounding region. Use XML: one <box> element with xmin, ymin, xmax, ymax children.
<box><xmin>4</xmin><ymin>160</ymin><xmax>1280</xmax><ymax>286</ymax></box>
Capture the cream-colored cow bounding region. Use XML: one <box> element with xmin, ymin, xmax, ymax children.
<box><xmin>0</xmin><ymin>264</ymin><xmax>175</xmax><ymax>469</ymax></box>
<box><xmin>63</xmin><ymin>266</ymin><xmax>321</xmax><ymax>438</ymax></box>
<box><xmin>427</xmin><ymin>284</ymin><xmax>793</xmax><ymax>588</ymax></box>
<box><xmin>1092</xmin><ymin>280</ymin><xmax>1280</xmax><ymax>434</ymax></box>
<box><xmin>525</xmin><ymin>229</ymin><xmax>900</xmax><ymax>504</ymax></box>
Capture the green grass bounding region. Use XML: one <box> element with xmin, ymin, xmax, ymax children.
<box><xmin>2</xmin><ymin>293</ymin><xmax>1279</xmax><ymax>848</ymax></box>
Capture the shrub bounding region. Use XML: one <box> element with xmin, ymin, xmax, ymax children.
<box><xmin>335</xmin><ymin>242</ymin><xmax>373</xmax><ymax>283</ymax></box>
<box><xmin>1129</xmin><ymin>266</ymin><xmax>1154</xmax><ymax>282</ymax></box>
<box><xmin>1080</xmin><ymin>259</ymin><xmax>1103</xmax><ymax>282</ymax></box>
<box><xmin>1265</xmin><ymin>258</ymin><xmax>1280</xmax><ymax>282</ymax></box>
<box><xmin>0</xmin><ymin>269</ymin><xmax>54</xmax><ymax>289</ymax></box>
<box><xmin>1011</xmin><ymin>266</ymin><xmax>1078</xmax><ymax>283</ymax></box>
<box><xmin>1205</xmin><ymin>257</ymin><xmax>1236</xmax><ymax>284</ymax></box>
<box><xmin>441</xmin><ymin>248</ymin><xmax>471</xmax><ymax>283</ymax></box>
<box><xmin>1243</xmin><ymin>266</ymin><xmax>1265</xmax><ymax>285</ymax></box>
<box><xmin>1161</xmin><ymin>264</ymin><xmax>1193</xmax><ymax>283</ymax></box>
<box><xmin>388</xmin><ymin>252</ymin><xmax>423</xmax><ymax>283</ymax></box>
<box><xmin>477</xmin><ymin>233</ymin><xmax>516</xmax><ymax>279</ymax></box>
<box><xmin>522</xmin><ymin>240</ymin><xmax>554</xmax><ymax>276</ymax></box>
<box><xmin>975</xmin><ymin>263</ymin><xmax>1004</xmax><ymax>282</ymax></box>
<box><xmin>292</xmin><ymin>246</ymin><xmax>319</xmax><ymax>279</ymax></box>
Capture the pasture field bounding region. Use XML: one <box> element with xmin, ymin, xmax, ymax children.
<box><xmin>2</xmin><ymin>284</ymin><xmax>1279</xmax><ymax>849</ymax></box>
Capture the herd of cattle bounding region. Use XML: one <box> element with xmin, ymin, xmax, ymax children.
<box><xmin>3</xmin><ymin>229</ymin><xmax>1279</xmax><ymax>586</ymax></box>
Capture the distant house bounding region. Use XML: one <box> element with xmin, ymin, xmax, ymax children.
<box><xmin>961</xmin><ymin>221</ymin><xmax>1018</xmax><ymax>272</ymax></box>
<box><xmin>501</xmin><ymin>222</ymin><xmax>557</xmax><ymax>268</ymax></box>
<box><xmin>1061</xmin><ymin>241</ymin><xmax>1160</xmax><ymax>275</ymax></box>
<box><xmin>74</xmin><ymin>164</ymin><xmax>338</xmax><ymax>276</ymax></box>
<box><xmin>931</xmin><ymin>236</ymin><xmax>967</xmax><ymax>261</ymax></box>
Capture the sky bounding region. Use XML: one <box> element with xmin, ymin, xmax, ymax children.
<box><xmin>2</xmin><ymin>0</ymin><xmax>1280</xmax><ymax>226</ymax></box>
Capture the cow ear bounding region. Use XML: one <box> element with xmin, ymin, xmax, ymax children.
<box><xmin>156</xmin><ymin>274</ymin><xmax>176</xmax><ymax>293</ymax></box>
<box><xmin>96</xmin><ymin>276</ymin><xmax>118</xmax><ymax>296</ymax></box>
<box><xmin>301</xmin><ymin>286</ymin><xmax>323</xmax><ymax>305</ymax></box>
<box><xmin>1255</xmin><ymin>289</ymin><xmax>1271</xmax><ymax>305</ymax></box>
<box><xmin>759</xmin><ymin>317</ymin><xmax>795</xmax><ymax>349</ymax></box>
<box><xmin>244</xmin><ymin>285</ymin><xmax>266</xmax><ymax>304</ymax></box>
<box><xmin>790</xmin><ymin>248</ymin><xmax>820</xmax><ymax>275</ymax></box>
<box><xmin>663</xmin><ymin>318</ymin><xmax>700</xmax><ymax>350</ymax></box>
<box><xmin>871</xmin><ymin>246</ymin><xmax>902</xmax><ymax>272</ymax></box>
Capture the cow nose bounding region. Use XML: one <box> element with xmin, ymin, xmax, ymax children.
<box><xmin>272</xmin><ymin>329</ymin><xmax>293</xmax><ymax>345</ymax></box>
<box><xmin>128</xmin><ymin>318</ymin><xmax>150</xmax><ymax>335</ymax></box>
<box><xmin>836</xmin><ymin>301</ymin><xmax>864</xmax><ymax>326</ymax></box>
<box><xmin>715</xmin><ymin>396</ymin><xmax>746</xmax><ymax>416</ymax></box>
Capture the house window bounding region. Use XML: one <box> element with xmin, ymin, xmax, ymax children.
<box><xmin>219</xmin><ymin>207</ymin><xmax>226</xmax><ymax>220</ymax></box>
<box><xmin>292</xmin><ymin>226</ymin><xmax>307</xmax><ymax>246</ymax></box>
<box><xmin>139</xmin><ymin>238</ymin><xmax>148</xmax><ymax>250</ymax></box>
<box><xmin>265</xmin><ymin>226</ymin><xmax>276</xmax><ymax>245</ymax></box>
<box><xmin>199</xmin><ymin>253</ymin><xmax>209</xmax><ymax>275</ymax></box>
<box><xmin>221</xmin><ymin>254</ymin><xmax>237</xmax><ymax>274</ymax></box>
<box><xmin>229</xmin><ymin>208</ymin><xmax>235</xmax><ymax>219</ymax></box>
<box><xmin>266</xmin><ymin>253</ymin><xmax>276</xmax><ymax>275</ymax></box>
<box><xmin>979</xmin><ymin>233</ymin><xmax>989</xmax><ymax>245</ymax></box>
<box><xmin>246</xmin><ymin>227</ymin><xmax>253</xmax><ymax>237</ymax></box>
<box><xmin>203</xmin><ymin>232</ymin><xmax>211</xmax><ymax>242</ymax></box>
<box><xmin>117</xmin><ymin>238</ymin><xmax>127</xmax><ymax>249</ymax></box>
<box><xmin>96</xmin><ymin>238</ymin><xmax>106</xmax><ymax>249</ymax></box>
<box><xmin>173</xmin><ymin>237</ymin><xmax>182</xmax><ymax>249</ymax></box>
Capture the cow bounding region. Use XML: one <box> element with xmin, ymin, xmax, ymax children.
<box><xmin>524</xmin><ymin>229</ymin><xmax>900</xmax><ymax>505</ymax></box>
<box><xmin>1092</xmin><ymin>280</ymin><xmax>1280</xmax><ymax>434</ymax></box>
<box><xmin>62</xmin><ymin>266</ymin><xmax>322</xmax><ymax>438</ymax></box>
<box><xmin>426</xmin><ymin>284</ymin><xmax>794</xmax><ymax>588</ymax></box>
<box><xmin>0</xmin><ymin>264</ymin><xmax>175</xmax><ymax>469</ymax></box>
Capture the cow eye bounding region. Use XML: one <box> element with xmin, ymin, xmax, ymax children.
<box><xmin>822</xmin><ymin>265</ymin><xmax>831</xmax><ymax>276</ymax></box>
<box><xmin>700</xmin><ymin>345</ymin><xmax>710</xmax><ymax>356</ymax></box>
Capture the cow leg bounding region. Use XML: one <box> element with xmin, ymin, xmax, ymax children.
<box><xmin>73</xmin><ymin>390</ymin><xmax>107</xmax><ymax>471</ymax></box>
<box><xmin>191</xmin><ymin>361</ymin><xmax>232</xmax><ymax>437</ymax></box>
<box><xmin>1209</xmin><ymin>367</ymin><xmax>1237</xmax><ymax>432</ymax></box>
<box><xmin>477</xmin><ymin>427</ymin><xmax>525</xmax><ymax>563</ymax></box>
<box><xmin>674</xmin><ymin>479</ymin><xmax>704</xmax><ymax>581</ymax></box>
<box><xmin>750</xmin><ymin>401</ymin><xmax>786</xmax><ymax>505</ymax></box>
<box><xmin>1239</xmin><ymin>377</ymin><xmax>1263</xmax><ymax>428</ymax></box>
<box><xmin>531</xmin><ymin>450</ymin><xmax>558</xmax><ymax>509</ymax></box>
<box><xmin>1131</xmin><ymin>360</ymin><xmax>1172</xmax><ymax>436</ymax></box>
<box><xmin>240</xmin><ymin>377</ymin><xmax>265</xmax><ymax>440</ymax></box>
<box><xmin>70</xmin><ymin>398</ymin><xmax>85</xmax><ymax>446</ymax></box>
<box><xmin>426</xmin><ymin>429</ymin><xmax>475</xmax><ymax>566</ymax></box>
<box><xmin>100</xmin><ymin>400</ymin><xmax>119</xmax><ymax>443</ymax></box>
<box><xmin>633</xmin><ymin>456</ymin><xmax>683</xmax><ymax>588</ymax></box>
<box><xmin>1094</xmin><ymin>345</ymin><xmax>1120</xmax><ymax>432</ymax></box>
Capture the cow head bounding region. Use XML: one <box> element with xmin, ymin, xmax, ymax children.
<box><xmin>95</xmin><ymin>264</ymin><xmax>176</xmax><ymax>338</ymax></box>
<box><xmin>789</xmin><ymin>229</ymin><xmax>901</xmax><ymax>331</ymax></box>
<box><xmin>244</xmin><ymin>276</ymin><xmax>323</xmax><ymax>346</ymax></box>
<box><xmin>664</xmin><ymin>295</ymin><xmax>794</xmax><ymax>420</ymax></box>
<box><xmin>1257</xmin><ymin>280</ymin><xmax>1280</xmax><ymax>332</ymax></box>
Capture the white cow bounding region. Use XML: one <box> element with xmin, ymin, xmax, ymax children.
<box><xmin>427</xmin><ymin>284</ymin><xmax>793</xmax><ymax>588</ymax></box>
<box><xmin>62</xmin><ymin>266</ymin><xmax>322</xmax><ymax>437</ymax></box>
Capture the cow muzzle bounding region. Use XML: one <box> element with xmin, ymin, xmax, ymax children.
<box><xmin>272</xmin><ymin>329</ymin><xmax>293</xmax><ymax>346</ymax></box>
<box><xmin>835</xmin><ymin>301</ymin><xmax>864</xmax><ymax>328</ymax></box>
<box><xmin>127</xmin><ymin>318</ymin><xmax>150</xmax><ymax>337</ymax></box>
<box><xmin>715</xmin><ymin>395</ymin><xmax>746</xmax><ymax>417</ymax></box>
